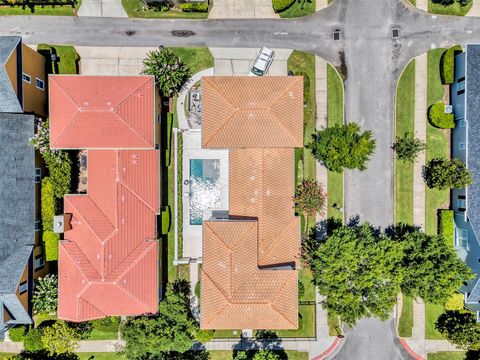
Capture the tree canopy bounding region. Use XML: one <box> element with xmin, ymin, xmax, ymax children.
<box><xmin>307</xmin><ymin>123</ymin><xmax>376</xmax><ymax>173</ymax></box>
<box><xmin>41</xmin><ymin>322</ymin><xmax>78</xmax><ymax>356</ymax></box>
<box><xmin>424</xmin><ymin>158</ymin><xmax>473</xmax><ymax>190</ymax></box>
<box><xmin>142</xmin><ymin>48</ymin><xmax>191</xmax><ymax>97</ymax></box>
<box><xmin>436</xmin><ymin>310</ymin><xmax>480</xmax><ymax>350</ymax></box>
<box><xmin>304</xmin><ymin>221</ymin><xmax>473</xmax><ymax>325</ymax></box>
<box><xmin>392</xmin><ymin>133</ymin><xmax>425</xmax><ymax>163</ymax></box>
<box><xmin>120</xmin><ymin>280</ymin><xmax>199</xmax><ymax>359</ymax></box>
<box><xmin>293</xmin><ymin>180</ymin><xmax>326</xmax><ymax>218</ymax></box>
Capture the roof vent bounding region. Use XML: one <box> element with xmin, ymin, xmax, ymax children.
<box><xmin>54</xmin><ymin>215</ymin><xmax>64</xmax><ymax>233</ymax></box>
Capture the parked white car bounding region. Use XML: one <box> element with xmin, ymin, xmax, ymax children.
<box><xmin>249</xmin><ymin>47</ymin><xmax>275</xmax><ymax>76</ymax></box>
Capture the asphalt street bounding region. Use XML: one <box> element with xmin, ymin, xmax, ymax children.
<box><xmin>3</xmin><ymin>1</ymin><xmax>480</xmax><ymax>358</ymax></box>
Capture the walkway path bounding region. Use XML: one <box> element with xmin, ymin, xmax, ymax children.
<box><xmin>468</xmin><ymin>0</ymin><xmax>480</xmax><ymax>16</ymax></box>
<box><xmin>416</xmin><ymin>0</ymin><xmax>428</xmax><ymax>12</ymax></box>
<box><xmin>411</xmin><ymin>298</ymin><xmax>425</xmax><ymax>340</ymax></box>
<box><xmin>209</xmin><ymin>0</ymin><xmax>278</xmax><ymax>19</ymax></box>
<box><xmin>316</xmin><ymin>0</ymin><xmax>328</xmax><ymax>12</ymax></box>
<box><xmin>413</xmin><ymin>54</ymin><xmax>427</xmax><ymax>230</ymax></box>
<box><xmin>78</xmin><ymin>0</ymin><xmax>127</xmax><ymax>17</ymax></box>
<box><xmin>176</xmin><ymin>67</ymin><xmax>214</xmax><ymax>130</ymax></box>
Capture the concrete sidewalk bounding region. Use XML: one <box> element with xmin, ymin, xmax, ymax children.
<box><xmin>316</xmin><ymin>0</ymin><xmax>328</xmax><ymax>12</ymax></box>
<box><xmin>414</xmin><ymin>54</ymin><xmax>427</xmax><ymax>230</ymax></box>
<box><xmin>416</xmin><ymin>0</ymin><xmax>428</xmax><ymax>12</ymax></box>
<box><xmin>468</xmin><ymin>0</ymin><xmax>480</xmax><ymax>16</ymax></box>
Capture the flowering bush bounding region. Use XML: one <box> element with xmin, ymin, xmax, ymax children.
<box><xmin>32</xmin><ymin>274</ymin><xmax>58</xmax><ymax>314</ymax></box>
<box><xmin>294</xmin><ymin>180</ymin><xmax>327</xmax><ymax>218</ymax></box>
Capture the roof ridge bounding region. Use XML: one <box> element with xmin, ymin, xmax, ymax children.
<box><xmin>60</xmin><ymin>241</ymin><xmax>100</xmax><ymax>281</ymax></box>
<box><xmin>114</xmin><ymin>280</ymin><xmax>154</xmax><ymax>313</ymax></box>
<box><xmin>258</xmin><ymin>216</ymin><xmax>297</xmax><ymax>264</ymax></box>
<box><xmin>117</xmin><ymin>181</ymin><xmax>158</xmax><ymax>214</ymax></box>
<box><xmin>112</xmin><ymin>79</ymin><xmax>154</xmax><ymax>148</ymax></box>
<box><xmin>77</xmin><ymin>296</ymin><xmax>105</xmax><ymax>321</ymax></box>
<box><xmin>269</xmin><ymin>301</ymin><xmax>297</xmax><ymax>328</ymax></box>
<box><xmin>49</xmin><ymin>77</ymin><xmax>81</xmax><ymax>147</ymax></box>
<box><xmin>108</xmin><ymin>241</ymin><xmax>157</xmax><ymax>281</ymax></box>
<box><xmin>201</xmin><ymin>271</ymin><xmax>231</xmax><ymax>328</ymax></box>
<box><xmin>66</xmin><ymin>196</ymin><xmax>116</xmax><ymax>244</ymax></box>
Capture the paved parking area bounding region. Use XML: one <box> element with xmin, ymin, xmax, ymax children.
<box><xmin>209</xmin><ymin>47</ymin><xmax>292</xmax><ymax>76</ymax></box>
<box><xmin>76</xmin><ymin>46</ymin><xmax>156</xmax><ymax>75</ymax></box>
<box><xmin>209</xmin><ymin>0</ymin><xmax>277</xmax><ymax>18</ymax></box>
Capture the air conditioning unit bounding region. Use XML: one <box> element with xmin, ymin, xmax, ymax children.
<box><xmin>445</xmin><ymin>105</ymin><xmax>453</xmax><ymax>114</ymax></box>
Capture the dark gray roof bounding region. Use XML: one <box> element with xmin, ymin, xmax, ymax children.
<box><xmin>0</xmin><ymin>36</ymin><xmax>22</xmax><ymax>113</ymax></box>
<box><xmin>0</xmin><ymin>113</ymin><xmax>34</xmax><ymax>295</ymax></box>
<box><xmin>466</xmin><ymin>44</ymin><xmax>480</xmax><ymax>303</ymax></box>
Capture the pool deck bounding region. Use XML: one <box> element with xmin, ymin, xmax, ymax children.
<box><xmin>182</xmin><ymin>129</ymin><xmax>229</xmax><ymax>260</ymax></box>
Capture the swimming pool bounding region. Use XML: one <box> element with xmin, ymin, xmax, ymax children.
<box><xmin>189</xmin><ymin>159</ymin><xmax>220</xmax><ymax>225</ymax></box>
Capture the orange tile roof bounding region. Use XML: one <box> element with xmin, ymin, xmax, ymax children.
<box><xmin>57</xmin><ymin>149</ymin><xmax>159</xmax><ymax>321</ymax></box>
<box><xmin>201</xmin><ymin>76</ymin><xmax>304</xmax><ymax>149</ymax></box>
<box><xmin>201</xmin><ymin>221</ymin><xmax>298</xmax><ymax>330</ymax></box>
<box><xmin>49</xmin><ymin>76</ymin><xmax>155</xmax><ymax>149</ymax></box>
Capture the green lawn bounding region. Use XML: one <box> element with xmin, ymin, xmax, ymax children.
<box><xmin>427</xmin><ymin>352</ymin><xmax>466</xmax><ymax>360</ymax></box>
<box><xmin>212</xmin><ymin>329</ymin><xmax>241</xmax><ymax>339</ymax></box>
<box><xmin>398</xmin><ymin>295</ymin><xmax>413</xmax><ymax>338</ymax></box>
<box><xmin>326</xmin><ymin>64</ymin><xmax>344</xmax><ymax>220</ymax></box>
<box><xmin>288</xmin><ymin>50</ymin><xmax>317</xmax><ymax>230</ymax></box>
<box><xmin>122</xmin><ymin>0</ymin><xmax>208</xmax><ymax>18</ymax></box>
<box><xmin>425</xmin><ymin>302</ymin><xmax>445</xmax><ymax>340</ymax></box>
<box><xmin>0</xmin><ymin>1</ymin><xmax>80</xmax><ymax>15</ymax></box>
<box><xmin>429</xmin><ymin>0</ymin><xmax>472</xmax><ymax>16</ymax></box>
<box><xmin>328</xmin><ymin>314</ymin><xmax>341</xmax><ymax>336</ymax></box>
<box><xmin>278</xmin><ymin>0</ymin><xmax>315</xmax><ymax>18</ymax></box>
<box><xmin>210</xmin><ymin>351</ymin><xmax>309</xmax><ymax>360</ymax></box>
<box><xmin>299</xmin><ymin>268</ymin><xmax>316</xmax><ymax>302</ymax></box>
<box><xmin>276</xmin><ymin>304</ymin><xmax>316</xmax><ymax>338</ymax></box>
<box><xmin>170</xmin><ymin>48</ymin><xmax>214</xmax><ymax>74</ymax></box>
<box><xmin>37</xmin><ymin>44</ymin><xmax>80</xmax><ymax>74</ymax></box>
<box><xmin>395</xmin><ymin>59</ymin><xmax>415</xmax><ymax>225</ymax></box>
<box><xmin>426</xmin><ymin>49</ymin><xmax>450</xmax><ymax>235</ymax></box>
<box><xmin>88</xmin><ymin>328</ymin><xmax>118</xmax><ymax>340</ymax></box>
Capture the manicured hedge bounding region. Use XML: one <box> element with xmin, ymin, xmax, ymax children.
<box><xmin>161</xmin><ymin>206</ymin><xmax>171</xmax><ymax>235</ymax></box>
<box><xmin>23</xmin><ymin>328</ymin><xmax>44</xmax><ymax>352</ymax></box>
<box><xmin>272</xmin><ymin>0</ymin><xmax>295</xmax><ymax>12</ymax></box>
<box><xmin>439</xmin><ymin>209</ymin><xmax>454</xmax><ymax>247</ymax></box>
<box><xmin>428</xmin><ymin>102</ymin><xmax>455</xmax><ymax>129</ymax></box>
<box><xmin>8</xmin><ymin>325</ymin><xmax>27</xmax><ymax>342</ymax></box>
<box><xmin>43</xmin><ymin>231</ymin><xmax>59</xmax><ymax>261</ymax></box>
<box><xmin>440</xmin><ymin>45</ymin><xmax>462</xmax><ymax>85</ymax></box>
<box><xmin>444</xmin><ymin>293</ymin><xmax>464</xmax><ymax>311</ymax></box>
<box><xmin>180</xmin><ymin>2</ymin><xmax>208</xmax><ymax>12</ymax></box>
<box><xmin>41</xmin><ymin>177</ymin><xmax>55</xmax><ymax>232</ymax></box>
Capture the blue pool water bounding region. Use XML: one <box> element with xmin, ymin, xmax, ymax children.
<box><xmin>189</xmin><ymin>159</ymin><xmax>220</xmax><ymax>225</ymax></box>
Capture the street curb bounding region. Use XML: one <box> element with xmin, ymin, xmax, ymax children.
<box><xmin>311</xmin><ymin>336</ymin><xmax>342</xmax><ymax>360</ymax></box>
<box><xmin>398</xmin><ymin>339</ymin><xmax>425</xmax><ymax>360</ymax></box>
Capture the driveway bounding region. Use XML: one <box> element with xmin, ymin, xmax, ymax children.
<box><xmin>209</xmin><ymin>0</ymin><xmax>278</xmax><ymax>19</ymax></box>
<box><xmin>210</xmin><ymin>47</ymin><xmax>291</xmax><ymax>76</ymax></box>
<box><xmin>78</xmin><ymin>0</ymin><xmax>127</xmax><ymax>17</ymax></box>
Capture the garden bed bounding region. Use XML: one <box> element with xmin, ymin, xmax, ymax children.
<box><xmin>122</xmin><ymin>0</ymin><xmax>208</xmax><ymax>18</ymax></box>
<box><xmin>429</xmin><ymin>0</ymin><xmax>472</xmax><ymax>16</ymax></box>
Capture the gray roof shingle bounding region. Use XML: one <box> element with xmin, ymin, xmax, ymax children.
<box><xmin>0</xmin><ymin>36</ymin><xmax>22</xmax><ymax>113</ymax></box>
<box><xmin>0</xmin><ymin>113</ymin><xmax>35</xmax><ymax>295</ymax></box>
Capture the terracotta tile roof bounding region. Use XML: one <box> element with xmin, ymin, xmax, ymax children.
<box><xmin>49</xmin><ymin>76</ymin><xmax>155</xmax><ymax>149</ymax></box>
<box><xmin>58</xmin><ymin>148</ymin><xmax>159</xmax><ymax>322</ymax></box>
<box><xmin>201</xmin><ymin>76</ymin><xmax>304</xmax><ymax>148</ymax></box>
<box><xmin>201</xmin><ymin>221</ymin><xmax>298</xmax><ymax>330</ymax></box>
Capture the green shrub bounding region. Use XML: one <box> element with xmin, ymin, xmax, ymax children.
<box><xmin>165</xmin><ymin>112</ymin><xmax>173</xmax><ymax>166</ymax></box>
<box><xmin>41</xmin><ymin>178</ymin><xmax>55</xmax><ymax>232</ymax></box>
<box><xmin>298</xmin><ymin>280</ymin><xmax>305</xmax><ymax>298</ymax></box>
<box><xmin>195</xmin><ymin>281</ymin><xmax>200</xmax><ymax>298</ymax></box>
<box><xmin>445</xmin><ymin>293</ymin><xmax>465</xmax><ymax>311</ymax></box>
<box><xmin>272</xmin><ymin>0</ymin><xmax>295</xmax><ymax>12</ymax></box>
<box><xmin>43</xmin><ymin>231</ymin><xmax>59</xmax><ymax>261</ymax></box>
<box><xmin>180</xmin><ymin>2</ymin><xmax>208</xmax><ymax>12</ymax></box>
<box><xmin>424</xmin><ymin>158</ymin><xmax>473</xmax><ymax>190</ymax></box>
<box><xmin>43</xmin><ymin>151</ymin><xmax>72</xmax><ymax>198</ymax></box>
<box><xmin>161</xmin><ymin>206</ymin><xmax>171</xmax><ymax>235</ymax></box>
<box><xmin>428</xmin><ymin>102</ymin><xmax>455</xmax><ymax>129</ymax></box>
<box><xmin>66</xmin><ymin>321</ymin><xmax>93</xmax><ymax>340</ymax></box>
<box><xmin>440</xmin><ymin>45</ymin><xmax>462</xmax><ymax>85</ymax></box>
<box><xmin>24</xmin><ymin>328</ymin><xmax>45</xmax><ymax>352</ymax></box>
<box><xmin>8</xmin><ymin>325</ymin><xmax>27</xmax><ymax>342</ymax></box>
<box><xmin>439</xmin><ymin>209</ymin><xmax>454</xmax><ymax>247</ymax></box>
<box><xmin>92</xmin><ymin>317</ymin><xmax>120</xmax><ymax>332</ymax></box>
<box><xmin>195</xmin><ymin>329</ymin><xmax>215</xmax><ymax>343</ymax></box>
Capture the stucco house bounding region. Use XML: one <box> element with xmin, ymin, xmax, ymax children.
<box><xmin>451</xmin><ymin>44</ymin><xmax>480</xmax><ymax>318</ymax></box>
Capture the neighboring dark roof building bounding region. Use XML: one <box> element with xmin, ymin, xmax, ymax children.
<box><xmin>464</xmin><ymin>44</ymin><xmax>480</xmax><ymax>303</ymax></box>
<box><xmin>0</xmin><ymin>36</ymin><xmax>22</xmax><ymax>113</ymax></box>
<box><xmin>0</xmin><ymin>113</ymin><xmax>35</xmax><ymax>335</ymax></box>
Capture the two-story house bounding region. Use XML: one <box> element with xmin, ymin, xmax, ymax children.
<box><xmin>0</xmin><ymin>36</ymin><xmax>49</xmax><ymax>338</ymax></box>
<box><xmin>451</xmin><ymin>43</ymin><xmax>480</xmax><ymax>319</ymax></box>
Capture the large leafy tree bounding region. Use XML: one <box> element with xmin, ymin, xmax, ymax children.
<box><xmin>392</xmin><ymin>133</ymin><xmax>425</xmax><ymax>163</ymax></box>
<box><xmin>394</xmin><ymin>226</ymin><xmax>472</xmax><ymax>303</ymax></box>
<box><xmin>436</xmin><ymin>310</ymin><xmax>480</xmax><ymax>350</ymax></box>
<box><xmin>32</xmin><ymin>274</ymin><xmax>58</xmax><ymax>314</ymax></box>
<box><xmin>424</xmin><ymin>158</ymin><xmax>473</xmax><ymax>190</ymax></box>
<box><xmin>307</xmin><ymin>123</ymin><xmax>376</xmax><ymax>173</ymax></box>
<box><xmin>120</xmin><ymin>280</ymin><xmax>198</xmax><ymax>359</ymax></box>
<box><xmin>306</xmin><ymin>223</ymin><xmax>403</xmax><ymax>325</ymax></box>
<box><xmin>142</xmin><ymin>48</ymin><xmax>191</xmax><ymax>97</ymax></box>
<box><xmin>41</xmin><ymin>322</ymin><xmax>79</xmax><ymax>356</ymax></box>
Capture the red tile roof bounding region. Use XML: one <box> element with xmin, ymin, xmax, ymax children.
<box><xmin>58</xmin><ymin>150</ymin><xmax>159</xmax><ymax>321</ymax></box>
<box><xmin>49</xmin><ymin>76</ymin><xmax>155</xmax><ymax>149</ymax></box>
